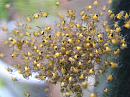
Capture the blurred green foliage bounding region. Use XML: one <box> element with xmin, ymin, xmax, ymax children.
<box><xmin>0</xmin><ymin>79</ymin><xmax>5</xmax><ymax>88</ymax></box>
<box><xmin>14</xmin><ymin>0</ymin><xmax>59</xmax><ymax>15</ymax></box>
<box><xmin>0</xmin><ymin>0</ymin><xmax>59</xmax><ymax>20</ymax></box>
<box><xmin>0</xmin><ymin>0</ymin><xmax>11</xmax><ymax>19</ymax></box>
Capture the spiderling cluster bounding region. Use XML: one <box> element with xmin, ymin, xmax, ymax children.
<box><xmin>4</xmin><ymin>0</ymin><xmax>130</xmax><ymax>97</ymax></box>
